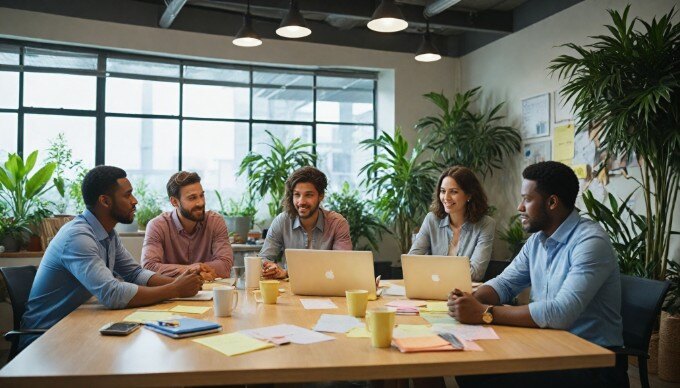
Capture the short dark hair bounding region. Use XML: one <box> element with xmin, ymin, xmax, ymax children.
<box><xmin>522</xmin><ymin>161</ymin><xmax>579</xmax><ymax>210</ymax></box>
<box><xmin>283</xmin><ymin>166</ymin><xmax>327</xmax><ymax>218</ymax></box>
<box><xmin>166</xmin><ymin>171</ymin><xmax>201</xmax><ymax>199</ymax></box>
<box><xmin>430</xmin><ymin>166</ymin><xmax>489</xmax><ymax>223</ymax></box>
<box><xmin>82</xmin><ymin>166</ymin><xmax>127</xmax><ymax>211</ymax></box>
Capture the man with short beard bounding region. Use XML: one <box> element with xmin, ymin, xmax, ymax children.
<box><xmin>142</xmin><ymin>171</ymin><xmax>233</xmax><ymax>280</ymax></box>
<box><xmin>260</xmin><ymin>166</ymin><xmax>352</xmax><ymax>279</ymax></box>
<box><xmin>20</xmin><ymin>166</ymin><xmax>203</xmax><ymax>351</ymax></box>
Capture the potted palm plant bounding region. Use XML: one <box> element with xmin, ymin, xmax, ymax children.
<box><xmin>237</xmin><ymin>130</ymin><xmax>316</xmax><ymax>219</ymax></box>
<box><xmin>550</xmin><ymin>5</ymin><xmax>680</xmax><ymax>381</ymax></box>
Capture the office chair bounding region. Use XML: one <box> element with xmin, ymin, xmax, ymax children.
<box><xmin>609</xmin><ymin>274</ymin><xmax>671</xmax><ymax>388</ymax></box>
<box><xmin>0</xmin><ymin>265</ymin><xmax>46</xmax><ymax>361</ymax></box>
<box><xmin>482</xmin><ymin>260</ymin><xmax>511</xmax><ymax>282</ymax></box>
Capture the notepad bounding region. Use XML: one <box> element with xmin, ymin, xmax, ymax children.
<box><xmin>346</xmin><ymin>325</ymin><xmax>371</xmax><ymax>338</ymax></box>
<box><xmin>433</xmin><ymin>323</ymin><xmax>500</xmax><ymax>341</ymax></box>
<box><xmin>144</xmin><ymin>317</ymin><xmax>222</xmax><ymax>339</ymax></box>
<box><xmin>393</xmin><ymin>324</ymin><xmax>435</xmax><ymax>338</ymax></box>
<box><xmin>424</xmin><ymin>302</ymin><xmax>448</xmax><ymax>313</ymax></box>
<box><xmin>420</xmin><ymin>312</ymin><xmax>458</xmax><ymax>325</ymax></box>
<box><xmin>171</xmin><ymin>290</ymin><xmax>213</xmax><ymax>301</ymax></box>
<box><xmin>300</xmin><ymin>299</ymin><xmax>338</xmax><ymax>310</ymax></box>
<box><xmin>193</xmin><ymin>332</ymin><xmax>275</xmax><ymax>356</ymax></box>
<box><xmin>123</xmin><ymin>310</ymin><xmax>183</xmax><ymax>323</ymax></box>
<box><xmin>241</xmin><ymin>324</ymin><xmax>335</xmax><ymax>345</ymax></box>
<box><xmin>312</xmin><ymin>314</ymin><xmax>362</xmax><ymax>333</ymax></box>
<box><xmin>169</xmin><ymin>305</ymin><xmax>212</xmax><ymax>314</ymax></box>
<box><xmin>392</xmin><ymin>336</ymin><xmax>458</xmax><ymax>353</ymax></box>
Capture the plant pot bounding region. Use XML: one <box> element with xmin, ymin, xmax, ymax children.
<box><xmin>1</xmin><ymin>235</ymin><xmax>20</xmax><ymax>252</ymax></box>
<box><xmin>224</xmin><ymin>216</ymin><xmax>251</xmax><ymax>244</ymax></box>
<box><xmin>658</xmin><ymin>311</ymin><xmax>680</xmax><ymax>382</ymax></box>
<box><xmin>26</xmin><ymin>235</ymin><xmax>42</xmax><ymax>251</ymax></box>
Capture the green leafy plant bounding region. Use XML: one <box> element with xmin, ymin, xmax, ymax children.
<box><xmin>0</xmin><ymin>216</ymin><xmax>31</xmax><ymax>248</ymax></box>
<box><xmin>215</xmin><ymin>190</ymin><xmax>257</xmax><ymax>229</ymax></box>
<box><xmin>664</xmin><ymin>260</ymin><xmax>680</xmax><ymax>316</ymax></box>
<box><xmin>0</xmin><ymin>151</ymin><xmax>61</xmax><ymax>222</ymax></box>
<box><xmin>134</xmin><ymin>179</ymin><xmax>163</xmax><ymax>230</ymax></box>
<box><xmin>326</xmin><ymin>182</ymin><xmax>390</xmax><ymax>251</ymax></box>
<box><xmin>238</xmin><ymin>130</ymin><xmax>316</xmax><ymax>219</ymax></box>
<box><xmin>550</xmin><ymin>5</ymin><xmax>680</xmax><ymax>281</ymax></box>
<box><xmin>498</xmin><ymin>214</ymin><xmax>529</xmax><ymax>258</ymax></box>
<box><xmin>415</xmin><ymin>88</ymin><xmax>521</xmax><ymax>178</ymax></box>
<box><xmin>45</xmin><ymin>133</ymin><xmax>86</xmax><ymax>214</ymax></box>
<box><xmin>360</xmin><ymin>128</ymin><xmax>438</xmax><ymax>254</ymax></box>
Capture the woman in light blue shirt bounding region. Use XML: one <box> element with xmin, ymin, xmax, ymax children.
<box><xmin>409</xmin><ymin>166</ymin><xmax>495</xmax><ymax>281</ymax></box>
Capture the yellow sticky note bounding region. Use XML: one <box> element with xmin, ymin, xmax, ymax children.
<box><xmin>393</xmin><ymin>324</ymin><xmax>435</xmax><ymax>338</ymax></box>
<box><xmin>170</xmin><ymin>305</ymin><xmax>211</xmax><ymax>314</ymax></box>
<box><xmin>347</xmin><ymin>326</ymin><xmax>371</xmax><ymax>338</ymax></box>
<box><xmin>425</xmin><ymin>302</ymin><xmax>448</xmax><ymax>312</ymax></box>
<box><xmin>123</xmin><ymin>311</ymin><xmax>180</xmax><ymax>323</ymax></box>
<box><xmin>572</xmin><ymin>164</ymin><xmax>588</xmax><ymax>179</ymax></box>
<box><xmin>193</xmin><ymin>332</ymin><xmax>274</xmax><ymax>356</ymax></box>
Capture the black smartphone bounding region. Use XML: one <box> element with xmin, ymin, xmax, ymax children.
<box><xmin>99</xmin><ymin>322</ymin><xmax>141</xmax><ymax>336</ymax></box>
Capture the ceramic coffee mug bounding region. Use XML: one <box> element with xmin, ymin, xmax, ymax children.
<box><xmin>213</xmin><ymin>286</ymin><xmax>239</xmax><ymax>317</ymax></box>
<box><xmin>253</xmin><ymin>280</ymin><xmax>281</xmax><ymax>304</ymax></box>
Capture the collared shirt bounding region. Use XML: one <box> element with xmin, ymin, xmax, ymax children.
<box><xmin>22</xmin><ymin>210</ymin><xmax>155</xmax><ymax>334</ymax></box>
<box><xmin>485</xmin><ymin>210</ymin><xmax>623</xmax><ymax>347</ymax></box>
<box><xmin>141</xmin><ymin>210</ymin><xmax>233</xmax><ymax>278</ymax></box>
<box><xmin>259</xmin><ymin>209</ymin><xmax>352</xmax><ymax>265</ymax></box>
<box><xmin>409</xmin><ymin>212</ymin><xmax>495</xmax><ymax>282</ymax></box>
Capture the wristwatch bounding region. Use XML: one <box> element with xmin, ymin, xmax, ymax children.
<box><xmin>482</xmin><ymin>305</ymin><xmax>494</xmax><ymax>324</ymax></box>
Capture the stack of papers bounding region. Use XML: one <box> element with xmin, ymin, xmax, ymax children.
<box><xmin>433</xmin><ymin>323</ymin><xmax>500</xmax><ymax>341</ymax></box>
<box><xmin>241</xmin><ymin>324</ymin><xmax>335</xmax><ymax>345</ymax></box>
<box><xmin>385</xmin><ymin>300</ymin><xmax>426</xmax><ymax>315</ymax></box>
<box><xmin>300</xmin><ymin>299</ymin><xmax>338</xmax><ymax>310</ymax></box>
<box><xmin>420</xmin><ymin>312</ymin><xmax>458</xmax><ymax>325</ymax></box>
<box><xmin>393</xmin><ymin>324</ymin><xmax>435</xmax><ymax>338</ymax></box>
<box><xmin>346</xmin><ymin>325</ymin><xmax>371</xmax><ymax>338</ymax></box>
<box><xmin>123</xmin><ymin>310</ymin><xmax>184</xmax><ymax>323</ymax></box>
<box><xmin>169</xmin><ymin>305</ymin><xmax>212</xmax><ymax>314</ymax></box>
<box><xmin>392</xmin><ymin>336</ymin><xmax>459</xmax><ymax>353</ymax></box>
<box><xmin>193</xmin><ymin>332</ymin><xmax>274</xmax><ymax>356</ymax></box>
<box><xmin>422</xmin><ymin>302</ymin><xmax>448</xmax><ymax>313</ymax></box>
<box><xmin>144</xmin><ymin>317</ymin><xmax>222</xmax><ymax>339</ymax></box>
<box><xmin>312</xmin><ymin>314</ymin><xmax>362</xmax><ymax>333</ymax></box>
<box><xmin>383</xmin><ymin>285</ymin><xmax>406</xmax><ymax>296</ymax></box>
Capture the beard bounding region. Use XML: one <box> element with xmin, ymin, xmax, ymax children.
<box><xmin>522</xmin><ymin>204</ymin><xmax>550</xmax><ymax>233</ymax></box>
<box><xmin>296</xmin><ymin>201</ymin><xmax>320</xmax><ymax>220</ymax></box>
<box><xmin>180</xmin><ymin>203</ymin><xmax>206</xmax><ymax>222</ymax></box>
<box><xmin>112</xmin><ymin>202</ymin><xmax>135</xmax><ymax>224</ymax></box>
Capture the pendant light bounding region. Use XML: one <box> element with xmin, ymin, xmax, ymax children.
<box><xmin>367</xmin><ymin>0</ymin><xmax>408</xmax><ymax>33</ymax></box>
<box><xmin>233</xmin><ymin>0</ymin><xmax>262</xmax><ymax>47</ymax></box>
<box><xmin>415</xmin><ymin>20</ymin><xmax>441</xmax><ymax>62</ymax></box>
<box><xmin>276</xmin><ymin>0</ymin><xmax>311</xmax><ymax>38</ymax></box>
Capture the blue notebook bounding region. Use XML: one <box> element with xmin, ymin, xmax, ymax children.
<box><xmin>144</xmin><ymin>318</ymin><xmax>222</xmax><ymax>339</ymax></box>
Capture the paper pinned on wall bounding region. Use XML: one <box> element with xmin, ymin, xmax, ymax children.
<box><xmin>572</xmin><ymin>164</ymin><xmax>588</xmax><ymax>179</ymax></box>
<box><xmin>553</xmin><ymin>123</ymin><xmax>575</xmax><ymax>164</ymax></box>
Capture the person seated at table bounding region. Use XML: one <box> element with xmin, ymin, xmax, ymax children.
<box><xmin>409</xmin><ymin>166</ymin><xmax>495</xmax><ymax>281</ymax></box>
<box><xmin>260</xmin><ymin>166</ymin><xmax>352</xmax><ymax>279</ymax></box>
<box><xmin>449</xmin><ymin>161</ymin><xmax>626</xmax><ymax>388</ymax></box>
<box><xmin>141</xmin><ymin>171</ymin><xmax>233</xmax><ymax>281</ymax></box>
<box><xmin>20</xmin><ymin>166</ymin><xmax>203</xmax><ymax>351</ymax></box>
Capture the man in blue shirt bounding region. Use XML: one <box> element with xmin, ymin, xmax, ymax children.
<box><xmin>449</xmin><ymin>161</ymin><xmax>627</xmax><ymax>387</ymax></box>
<box><xmin>20</xmin><ymin>166</ymin><xmax>203</xmax><ymax>350</ymax></box>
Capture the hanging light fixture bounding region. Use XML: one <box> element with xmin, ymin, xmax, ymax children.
<box><xmin>415</xmin><ymin>20</ymin><xmax>441</xmax><ymax>62</ymax></box>
<box><xmin>233</xmin><ymin>0</ymin><xmax>262</xmax><ymax>47</ymax></box>
<box><xmin>367</xmin><ymin>0</ymin><xmax>408</xmax><ymax>33</ymax></box>
<box><xmin>276</xmin><ymin>0</ymin><xmax>311</xmax><ymax>38</ymax></box>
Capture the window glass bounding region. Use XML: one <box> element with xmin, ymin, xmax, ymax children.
<box><xmin>252</xmin><ymin>70</ymin><xmax>312</xmax><ymax>87</ymax></box>
<box><xmin>183</xmin><ymin>84</ymin><xmax>249</xmax><ymax>119</ymax></box>
<box><xmin>0</xmin><ymin>44</ymin><xmax>20</xmax><ymax>65</ymax></box>
<box><xmin>24</xmin><ymin>47</ymin><xmax>98</xmax><ymax>70</ymax></box>
<box><xmin>0</xmin><ymin>71</ymin><xmax>19</xmax><ymax>109</ymax></box>
<box><xmin>316</xmin><ymin>124</ymin><xmax>374</xmax><ymax>192</ymax></box>
<box><xmin>184</xmin><ymin>65</ymin><xmax>249</xmax><ymax>84</ymax></box>
<box><xmin>316</xmin><ymin>76</ymin><xmax>374</xmax><ymax>124</ymax></box>
<box><xmin>251</xmin><ymin>124</ymin><xmax>313</xmax><ymax>156</ymax></box>
<box><xmin>0</xmin><ymin>113</ymin><xmax>17</xmax><ymax>160</ymax></box>
<box><xmin>107</xmin><ymin>57</ymin><xmax>179</xmax><ymax>78</ymax></box>
<box><xmin>106</xmin><ymin>77</ymin><xmax>179</xmax><ymax>115</ymax></box>
<box><xmin>252</xmin><ymin>87</ymin><xmax>313</xmax><ymax>122</ymax></box>
<box><xmin>24</xmin><ymin>72</ymin><xmax>97</xmax><ymax>110</ymax></box>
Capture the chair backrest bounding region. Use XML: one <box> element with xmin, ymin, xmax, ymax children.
<box><xmin>620</xmin><ymin>274</ymin><xmax>671</xmax><ymax>353</ymax></box>
<box><xmin>482</xmin><ymin>260</ymin><xmax>511</xmax><ymax>282</ymax></box>
<box><xmin>0</xmin><ymin>266</ymin><xmax>38</xmax><ymax>330</ymax></box>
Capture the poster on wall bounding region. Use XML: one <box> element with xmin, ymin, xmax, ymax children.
<box><xmin>553</xmin><ymin>88</ymin><xmax>573</xmax><ymax>123</ymax></box>
<box><xmin>521</xmin><ymin>93</ymin><xmax>550</xmax><ymax>139</ymax></box>
<box><xmin>553</xmin><ymin>123</ymin><xmax>575</xmax><ymax>164</ymax></box>
<box><xmin>523</xmin><ymin>140</ymin><xmax>551</xmax><ymax>168</ymax></box>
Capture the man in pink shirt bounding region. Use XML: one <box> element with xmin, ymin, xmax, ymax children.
<box><xmin>142</xmin><ymin>171</ymin><xmax>234</xmax><ymax>281</ymax></box>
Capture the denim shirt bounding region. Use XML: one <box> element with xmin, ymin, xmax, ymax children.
<box><xmin>409</xmin><ymin>213</ymin><xmax>495</xmax><ymax>281</ymax></box>
<box><xmin>259</xmin><ymin>209</ymin><xmax>352</xmax><ymax>266</ymax></box>
<box><xmin>22</xmin><ymin>210</ymin><xmax>155</xmax><ymax>337</ymax></box>
<box><xmin>486</xmin><ymin>210</ymin><xmax>623</xmax><ymax>347</ymax></box>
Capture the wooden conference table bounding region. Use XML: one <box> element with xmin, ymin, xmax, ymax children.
<box><xmin>0</xmin><ymin>281</ymin><xmax>613</xmax><ymax>387</ymax></box>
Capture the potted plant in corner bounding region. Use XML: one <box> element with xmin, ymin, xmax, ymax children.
<box><xmin>133</xmin><ymin>179</ymin><xmax>162</xmax><ymax>232</ymax></box>
<box><xmin>550</xmin><ymin>5</ymin><xmax>680</xmax><ymax>381</ymax></box>
<box><xmin>216</xmin><ymin>190</ymin><xmax>257</xmax><ymax>244</ymax></box>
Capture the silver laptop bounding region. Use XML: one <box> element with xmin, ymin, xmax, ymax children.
<box><xmin>286</xmin><ymin>249</ymin><xmax>377</xmax><ymax>300</ymax></box>
<box><xmin>401</xmin><ymin>254</ymin><xmax>472</xmax><ymax>300</ymax></box>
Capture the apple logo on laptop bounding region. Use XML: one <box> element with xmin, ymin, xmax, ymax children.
<box><xmin>431</xmin><ymin>274</ymin><xmax>441</xmax><ymax>282</ymax></box>
<box><xmin>325</xmin><ymin>270</ymin><xmax>335</xmax><ymax>280</ymax></box>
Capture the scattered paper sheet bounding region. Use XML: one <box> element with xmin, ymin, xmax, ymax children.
<box><xmin>347</xmin><ymin>325</ymin><xmax>371</xmax><ymax>338</ymax></box>
<box><xmin>171</xmin><ymin>290</ymin><xmax>213</xmax><ymax>301</ymax></box>
<box><xmin>378</xmin><ymin>280</ymin><xmax>393</xmax><ymax>287</ymax></box>
<box><xmin>392</xmin><ymin>336</ymin><xmax>457</xmax><ymax>353</ymax></box>
<box><xmin>433</xmin><ymin>323</ymin><xmax>500</xmax><ymax>341</ymax></box>
<box><xmin>169</xmin><ymin>305</ymin><xmax>211</xmax><ymax>314</ymax></box>
<box><xmin>384</xmin><ymin>285</ymin><xmax>406</xmax><ymax>296</ymax></box>
<box><xmin>241</xmin><ymin>324</ymin><xmax>335</xmax><ymax>345</ymax></box>
<box><xmin>193</xmin><ymin>332</ymin><xmax>274</xmax><ymax>356</ymax></box>
<box><xmin>424</xmin><ymin>302</ymin><xmax>448</xmax><ymax>312</ymax></box>
<box><xmin>420</xmin><ymin>312</ymin><xmax>458</xmax><ymax>325</ymax></box>
<box><xmin>300</xmin><ymin>299</ymin><xmax>338</xmax><ymax>310</ymax></box>
<box><xmin>123</xmin><ymin>311</ymin><xmax>183</xmax><ymax>323</ymax></box>
<box><xmin>393</xmin><ymin>324</ymin><xmax>435</xmax><ymax>338</ymax></box>
<box><xmin>313</xmin><ymin>314</ymin><xmax>362</xmax><ymax>333</ymax></box>
<box><xmin>386</xmin><ymin>300</ymin><xmax>427</xmax><ymax>308</ymax></box>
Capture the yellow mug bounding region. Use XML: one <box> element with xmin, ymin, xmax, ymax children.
<box><xmin>366</xmin><ymin>307</ymin><xmax>396</xmax><ymax>348</ymax></box>
<box><xmin>346</xmin><ymin>289</ymin><xmax>369</xmax><ymax>318</ymax></box>
<box><xmin>253</xmin><ymin>280</ymin><xmax>281</xmax><ymax>304</ymax></box>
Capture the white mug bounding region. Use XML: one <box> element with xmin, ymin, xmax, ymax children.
<box><xmin>213</xmin><ymin>286</ymin><xmax>239</xmax><ymax>317</ymax></box>
<box><xmin>245</xmin><ymin>256</ymin><xmax>262</xmax><ymax>289</ymax></box>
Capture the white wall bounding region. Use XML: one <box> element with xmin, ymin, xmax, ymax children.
<box><xmin>460</xmin><ymin>0</ymin><xmax>680</xmax><ymax>261</ymax></box>
<box><xmin>0</xmin><ymin>7</ymin><xmax>460</xmax><ymax>263</ymax></box>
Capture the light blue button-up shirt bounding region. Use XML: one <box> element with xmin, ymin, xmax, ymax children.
<box><xmin>486</xmin><ymin>210</ymin><xmax>623</xmax><ymax>347</ymax></box>
<box><xmin>22</xmin><ymin>210</ymin><xmax>155</xmax><ymax>338</ymax></box>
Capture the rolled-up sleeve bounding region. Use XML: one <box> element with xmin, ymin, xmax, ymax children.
<box><xmin>260</xmin><ymin>214</ymin><xmax>284</xmax><ymax>262</ymax></box>
<box><xmin>485</xmin><ymin>240</ymin><xmax>532</xmax><ymax>304</ymax></box>
<box><xmin>113</xmin><ymin>235</ymin><xmax>155</xmax><ymax>286</ymax></box>
<box><xmin>331</xmin><ymin>216</ymin><xmax>352</xmax><ymax>251</ymax></box>
<box><xmin>206</xmin><ymin>216</ymin><xmax>234</xmax><ymax>278</ymax></box>
<box><xmin>528</xmin><ymin>235</ymin><xmax>615</xmax><ymax>329</ymax></box>
<box><xmin>62</xmin><ymin>233</ymin><xmax>138</xmax><ymax>309</ymax></box>
<box><xmin>409</xmin><ymin>214</ymin><xmax>433</xmax><ymax>255</ymax></box>
<box><xmin>469</xmin><ymin>217</ymin><xmax>496</xmax><ymax>282</ymax></box>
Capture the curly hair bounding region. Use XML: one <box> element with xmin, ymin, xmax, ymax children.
<box><xmin>430</xmin><ymin>166</ymin><xmax>489</xmax><ymax>223</ymax></box>
<box><xmin>166</xmin><ymin>171</ymin><xmax>201</xmax><ymax>199</ymax></box>
<box><xmin>522</xmin><ymin>161</ymin><xmax>579</xmax><ymax>210</ymax></box>
<box><xmin>82</xmin><ymin>166</ymin><xmax>127</xmax><ymax>211</ymax></box>
<box><xmin>283</xmin><ymin>166</ymin><xmax>328</xmax><ymax>218</ymax></box>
